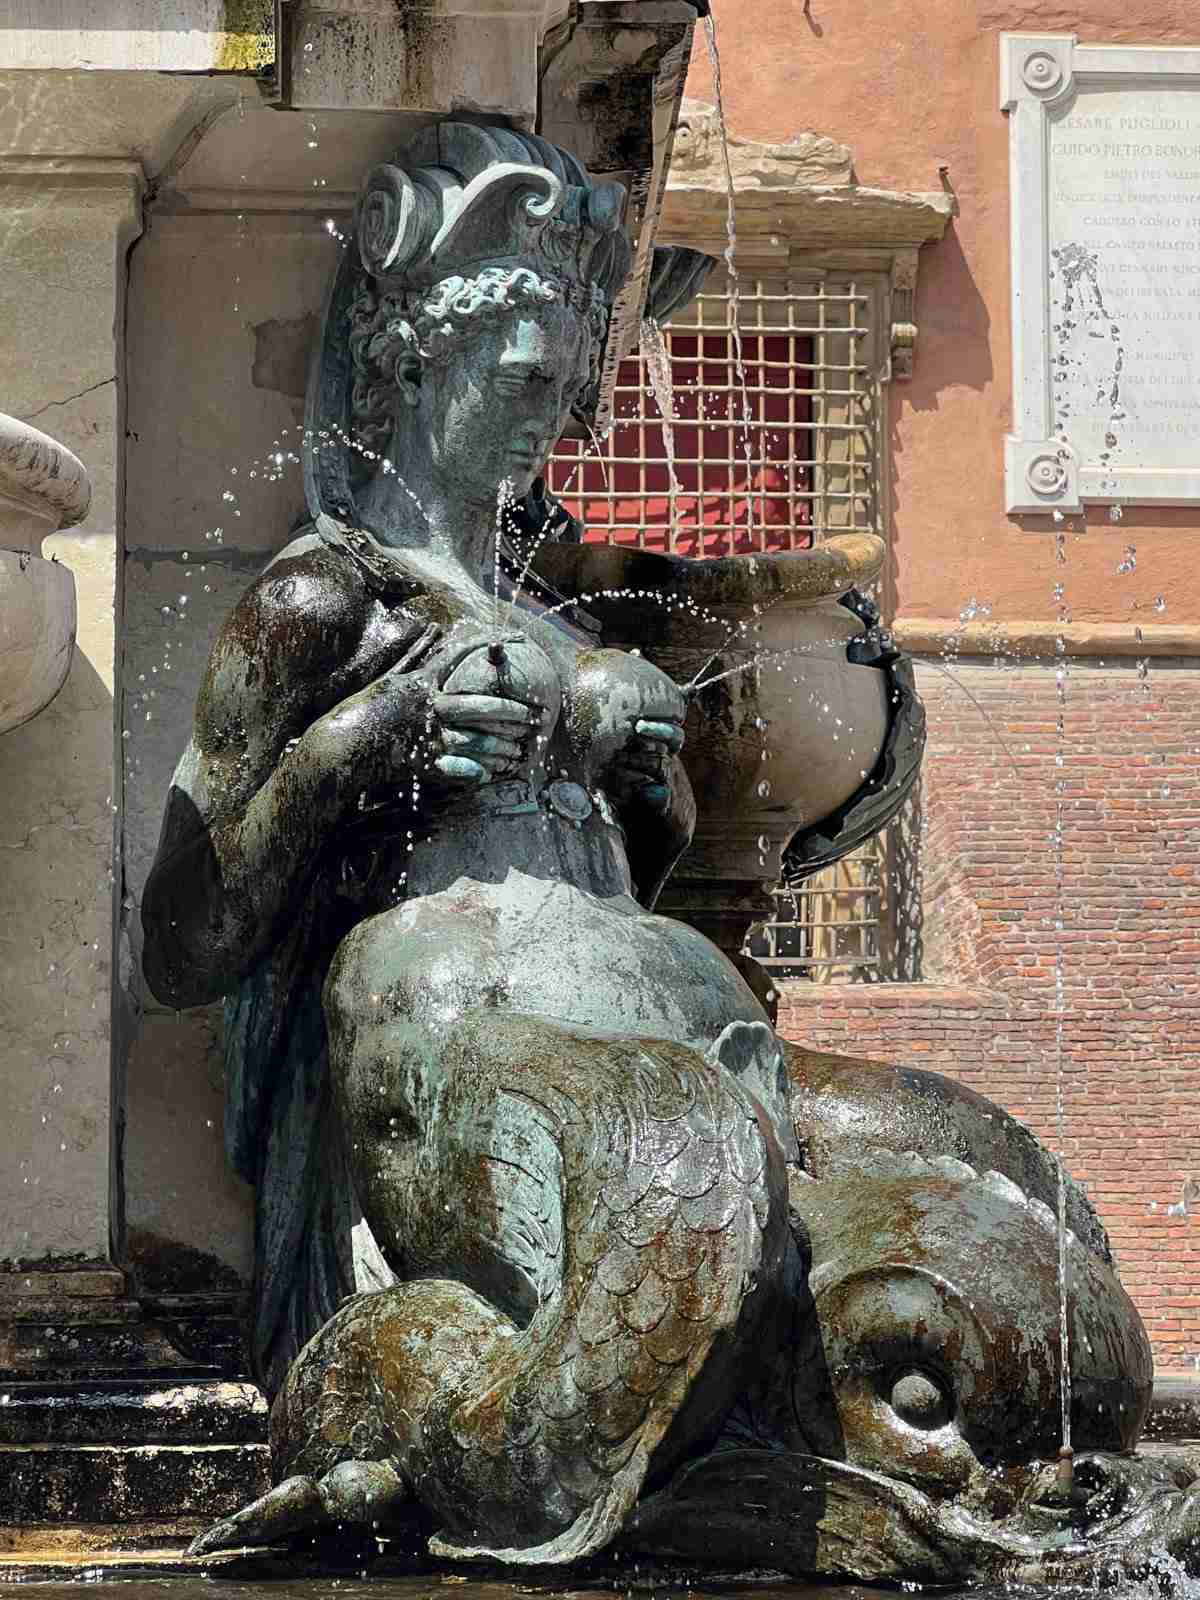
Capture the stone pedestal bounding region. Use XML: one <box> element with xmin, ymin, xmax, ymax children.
<box><xmin>0</xmin><ymin>157</ymin><xmax>142</xmax><ymax>1273</ymax></box>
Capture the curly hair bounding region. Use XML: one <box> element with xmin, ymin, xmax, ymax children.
<box><xmin>347</xmin><ymin>266</ymin><xmax>609</xmax><ymax>458</ymax></box>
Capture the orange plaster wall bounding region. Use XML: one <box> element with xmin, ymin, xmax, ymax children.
<box><xmin>687</xmin><ymin>0</ymin><xmax>1200</xmax><ymax>628</ymax></box>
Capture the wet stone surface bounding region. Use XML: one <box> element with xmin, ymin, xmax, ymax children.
<box><xmin>0</xmin><ymin>1579</ymin><xmax>1072</xmax><ymax>1600</ymax></box>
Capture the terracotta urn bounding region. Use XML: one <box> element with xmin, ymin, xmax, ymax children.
<box><xmin>0</xmin><ymin>414</ymin><xmax>90</xmax><ymax>734</ymax></box>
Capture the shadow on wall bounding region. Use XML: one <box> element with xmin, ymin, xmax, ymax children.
<box><xmin>877</xmin><ymin>224</ymin><xmax>990</xmax><ymax>623</ymax></box>
<box><xmin>904</xmin><ymin>224</ymin><xmax>994</xmax><ymax>415</ymax></box>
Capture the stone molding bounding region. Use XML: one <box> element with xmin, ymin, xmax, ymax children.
<box><xmin>0</xmin><ymin>0</ymin><xmax>273</xmax><ymax>72</ymax></box>
<box><xmin>0</xmin><ymin>155</ymin><xmax>145</xmax><ymax>198</ymax></box>
<box><xmin>894</xmin><ymin>615</ymin><xmax>1200</xmax><ymax>661</ymax></box>
<box><xmin>156</xmin><ymin>185</ymin><xmax>357</xmax><ymax>214</ymax></box>
<box><xmin>657</xmin><ymin>100</ymin><xmax>954</xmax><ymax>380</ymax></box>
<box><xmin>1000</xmin><ymin>32</ymin><xmax>1200</xmax><ymax>514</ymax></box>
<box><xmin>778</xmin><ymin>981</ymin><xmax>1011</xmax><ymax>1011</ymax></box>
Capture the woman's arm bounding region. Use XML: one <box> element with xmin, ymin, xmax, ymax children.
<box><xmin>614</xmin><ymin>748</ymin><xmax>696</xmax><ymax>908</ymax></box>
<box><xmin>141</xmin><ymin>545</ymin><xmax>442</xmax><ymax>1008</ymax></box>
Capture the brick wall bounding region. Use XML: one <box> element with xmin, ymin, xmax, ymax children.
<box><xmin>777</xmin><ymin>659</ymin><xmax>1200</xmax><ymax>1372</ymax></box>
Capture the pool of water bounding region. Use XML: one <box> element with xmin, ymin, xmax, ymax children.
<box><xmin>0</xmin><ymin>1575</ymin><xmax>1140</xmax><ymax>1600</ymax></box>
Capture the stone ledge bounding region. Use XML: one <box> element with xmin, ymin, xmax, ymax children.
<box><xmin>895</xmin><ymin>616</ymin><xmax>1200</xmax><ymax>661</ymax></box>
<box><xmin>0</xmin><ymin>1310</ymin><xmax>237</xmax><ymax>1381</ymax></box>
<box><xmin>0</xmin><ymin>1440</ymin><xmax>269</xmax><ymax>1525</ymax></box>
<box><xmin>0</xmin><ymin>1520</ymin><xmax>207</xmax><ymax>1558</ymax></box>
<box><xmin>660</xmin><ymin>98</ymin><xmax>954</xmax><ymax>252</ymax></box>
<box><xmin>0</xmin><ymin>1270</ymin><xmax>125</xmax><ymax>1302</ymax></box>
<box><xmin>1146</xmin><ymin>1374</ymin><xmax>1200</xmax><ymax>1442</ymax></box>
<box><xmin>0</xmin><ymin>1380</ymin><xmax>266</xmax><ymax>1447</ymax></box>
<box><xmin>778</xmin><ymin>982</ymin><xmax>1010</xmax><ymax>1012</ymax></box>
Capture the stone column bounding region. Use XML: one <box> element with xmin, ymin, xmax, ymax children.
<box><xmin>0</xmin><ymin>156</ymin><xmax>142</xmax><ymax>1276</ymax></box>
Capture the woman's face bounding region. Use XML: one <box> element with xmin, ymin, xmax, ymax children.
<box><xmin>422</xmin><ymin>301</ymin><xmax>594</xmax><ymax>506</ymax></box>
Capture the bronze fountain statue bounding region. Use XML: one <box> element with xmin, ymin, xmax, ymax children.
<box><xmin>143</xmin><ymin>121</ymin><xmax>1200</xmax><ymax>1585</ymax></box>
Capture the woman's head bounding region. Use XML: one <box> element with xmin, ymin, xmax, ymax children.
<box><xmin>302</xmin><ymin>122</ymin><xmax>631</xmax><ymax>514</ymax></box>
<box><xmin>348</xmin><ymin>264</ymin><xmax>608</xmax><ymax>496</ymax></box>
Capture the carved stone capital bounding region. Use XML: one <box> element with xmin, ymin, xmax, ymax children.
<box><xmin>999</xmin><ymin>32</ymin><xmax>1077</xmax><ymax>110</ymax></box>
<box><xmin>1004</xmin><ymin>436</ymin><xmax>1081</xmax><ymax>516</ymax></box>
<box><xmin>0</xmin><ymin>414</ymin><xmax>89</xmax><ymax>735</ymax></box>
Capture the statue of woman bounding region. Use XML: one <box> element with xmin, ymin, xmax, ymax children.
<box><xmin>144</xmin><ymin>122</ymin><xmax>795</xmax><ymax>1563</ymax></box>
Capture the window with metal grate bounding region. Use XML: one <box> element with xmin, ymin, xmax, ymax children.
<box><xmin>547</xmin><ymin>273</ymin><xmax>882</xmax><ymax>557</ymax></box>
<box><xmin>547</xmin><ymin>275</ymin><xmax>889</xmax><ymax>980</ymax></box>
<box><xmin>746</xmin><ymin>846</ymin><xmax>883</xmax><ymax>982</ymax></box>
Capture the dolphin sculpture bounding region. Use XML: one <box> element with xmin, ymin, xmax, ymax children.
<box><xmin>189</xmin><ymin>1034</ymin><xmax>1200</xmax><ymax>1583</ymax></box>
<box><xmin>631</xmin><ymin>1050</ymin><xmax>1200</xmax><ymax>1585</ymax></box>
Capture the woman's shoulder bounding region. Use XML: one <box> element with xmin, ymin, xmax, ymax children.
<box><xmin>234</xmin><ymin>531</ymin><xmax>370</xmax><ymax>654</ymax></box>
<box><xmin>211</xmin><ymin>523</ymin><xmax>439</xmax><ymax>697</ymax></box>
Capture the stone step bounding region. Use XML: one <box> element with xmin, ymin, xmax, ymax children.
<box><xmin>0</xmin><ymin>1519</ymin><xmax>209</xmax><ymax>1558</ymax></box>
<box><xmin>0</xmin><ymin>1308</ymin><xmax>241</xmax><ymax>1381</ymax></box>
<box><xmin>0</xmin><ymin>1378</ymin><xmax>267</xmax><ymax>1446</ymax></box>
<box><xmin>0</xmin><ymin>1440</ymin><xmax>270</xmax><ymax>1524</ymax></box>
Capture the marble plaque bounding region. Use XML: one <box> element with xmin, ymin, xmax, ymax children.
<box><xmin>1002</xmin><ymin>35</ymin><xmax>1200</xmax><ymax>513</ymax></box>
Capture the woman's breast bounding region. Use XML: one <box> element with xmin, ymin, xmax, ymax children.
<box><xmin>327</xmin><ymin>862</ymin><xmax>766</xmax><ymax>1055</ymax></box>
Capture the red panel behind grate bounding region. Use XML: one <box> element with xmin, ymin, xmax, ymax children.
<box><xmin>548</xmin><ymin>331</ymin><xmax>815</xmax><ymax>559</ymax></box>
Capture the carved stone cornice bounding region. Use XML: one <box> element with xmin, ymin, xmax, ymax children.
<box><xmin>660</xmin><ymin>100</ymin><xmax>954</xmax><ymax>251</ymax></box>
<box><xmin>276</xmin><ymin>0</ymin><xmax>573</xmax><ymax>118</ymax></box>
<box><xmin>894</xmin><ymin>616</ymin><xmax>1200</xmax><ymax>661</ymax></box>
<box><xmin>657</xmin><ymin>101</ymin><xmax>954</xmax><ymax>379</ymax></box>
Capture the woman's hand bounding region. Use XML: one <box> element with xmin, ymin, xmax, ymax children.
<box><xmin>428</xmin><ymin>634</ymin><xmax>557</xmax><ymax>789</ymax></box>
<box><xmin>429</xmin><ymin>691</ymin><xmax>544</xmax><ymax>787</ymax></box>
<box><xmin>603</xmin><ymin>716</ymin><xmax>685</xmax><ymax>815</ymax></box>
<box><xmin>300</xmin><ymin>632</ymin><xmax>555</xmax><ymax>802</ymax></box>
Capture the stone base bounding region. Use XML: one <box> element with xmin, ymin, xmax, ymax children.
<box><xmin>0</xmin><ymin>1377</ymin><xmax>268</xmax><ymax>1529</ymax></box>
<box><xmin>0</xmin><ymin>1268</ymin><xmax>268</xmax><ymax>1555</ymax></box>
<box><xmin>0</xmin><ymin>1533</ymin><xmax>257</xmax><ymax>1582</ymax></box>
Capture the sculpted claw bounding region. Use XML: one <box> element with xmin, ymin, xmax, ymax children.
<box><xmin>186</xmin><ymin>1474</ymin><xmax>326</xmax><ymax>1557</ymax></box>
<box><xmin>187</xmin><ymin>1519</ymin><xmax>241</xmax><ymax>1558</ymax></box>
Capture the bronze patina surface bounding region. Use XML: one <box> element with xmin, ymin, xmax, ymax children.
<box><xmin>141</xmin><ymin>120</ymin><xmax>1196</xmax><ymax>1585</ymax></box>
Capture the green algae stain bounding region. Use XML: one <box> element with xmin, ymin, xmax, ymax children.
<box><xmin>216</xmin><ymin>0</ymin><xmax>274</xmax><ymax>72</ymax></box>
